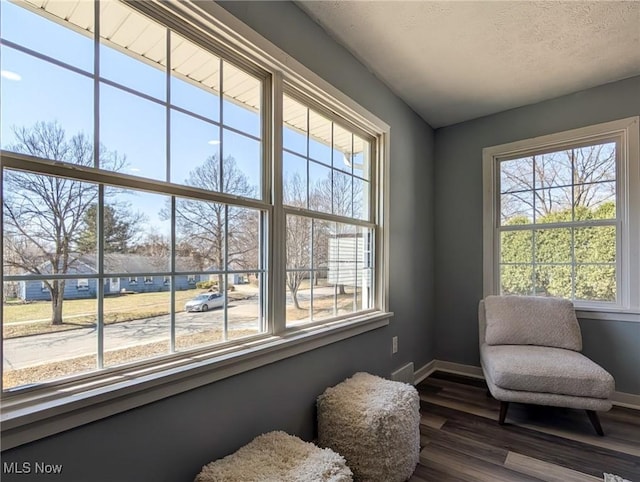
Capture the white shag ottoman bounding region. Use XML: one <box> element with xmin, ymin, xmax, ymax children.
<box><xmin>317</xmin><ymin>372</ymin><xmax>420</xmax><ymax>482</ymax></box>
<box><xmin>194</xmin><ymin>430</ymin><xmax>353</xmax><ymax>482</ymax></box>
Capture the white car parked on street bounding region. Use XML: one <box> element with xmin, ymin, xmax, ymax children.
<box><xmin>184</xmin><ymin>292</ymin><xmax>225</xmax><ymax>312</ymax></box>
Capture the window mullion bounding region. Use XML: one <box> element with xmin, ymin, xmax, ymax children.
<box><xmin>95</xmin><ymin>3</ymin><xmax>103</xmax><ymax>370</ymax></box>
<box><xmin>271</xmin><ymin>71</ymin><xmax>286</xmax><ymax>334</ymax></box>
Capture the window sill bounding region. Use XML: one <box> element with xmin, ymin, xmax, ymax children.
<box><xmin>0</xmin><ymin>311</ymin><xmax>392</xmax><ymax>450</ymax></box>
<box><xmin>575</xmin><ymin>308</ymin><xmax>640</xmax><ymax>323</ymax></box>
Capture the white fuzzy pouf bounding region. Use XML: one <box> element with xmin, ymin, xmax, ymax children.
<box><xmin>194</xmin><ymin>431</ymin><xmax>353</xmax><ymax>482</ymax></box>
<box><xmin>604</xmin><ymin>474</ymin><xmax>632</xmax><ymax>482</ymax></box>
<box><xmin>317</xmin><ymin>372</ymin><xmax>420</xmax><ymax>482</ymax></box>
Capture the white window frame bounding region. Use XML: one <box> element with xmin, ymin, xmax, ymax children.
<box><xmin>483</xmin><ymin>117</ymin><xmax>640</xmax><ymax>318</ymax></box>
<box><xmin>0</xmin><ymin>0</ymin><xmax>391</xmax><ymax>449</ymax></box>
<box><xmin>77</xmin><ymin>278</ymin><xmax>89</xmax><ymax>291</ymax></box>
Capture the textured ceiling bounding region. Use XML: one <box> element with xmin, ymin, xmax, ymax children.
<box><xmin>296</xmin><ymin>1</ymin><xmax>640</xmax><ymax>128</ymax></box>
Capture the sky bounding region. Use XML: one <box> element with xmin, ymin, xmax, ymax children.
<box><xmin>0</xmin><ymin>0</ymin><xmax>263</xmax><ymax>237</ymax></box>
<box><xmin>0</xmin><ymin>0</ymin><xmax>372</xmax><ymax>239</ymax></box>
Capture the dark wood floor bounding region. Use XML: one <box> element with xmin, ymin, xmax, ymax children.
<box><xmin>411</xmin><ymin>372</ymin><xmax>640</xmax><ymax>482</ymax></box>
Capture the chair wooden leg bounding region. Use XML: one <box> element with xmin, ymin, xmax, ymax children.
<box><xmin>499</xmin><ymin>401</ymin><xmax>509</xmax><ymax>425</ymax></box>
<box><xmin>586</xmin><ymin>410</ymin><xmax>604</xmax><ymax>436</ymax></box>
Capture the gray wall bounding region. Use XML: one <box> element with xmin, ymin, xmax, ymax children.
<box><xmin>1</xmin><ymin>2</ymin><xmax>436</xmax><ymax>480</ymax></box>
<box><xmin>434</xmin><ymin>75</ymin><xmax>640</xmax><ymax>394</ymax></box>
<box><xmin>216</xmin><ymin>1</ymin><xmax>437</xmax><ymax>370</ymax></box>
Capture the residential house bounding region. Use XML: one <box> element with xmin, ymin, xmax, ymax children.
<box><xmin>19</xmin><ymin>254</ymin><xmax>203</xmax><ymax>301</ymax></box>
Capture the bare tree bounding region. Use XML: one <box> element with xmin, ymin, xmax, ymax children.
<box><xmin>3</xmin><ymin>121</ymin><xmax>125</xmax><ymax>325</ymax></box>
<box><xmin>284</xmin><ymin>172</ymin><xmax>310</xmax><ymax>309</ymax></box>
<box><xmin>501</xmin><ymin>144</ymin><xmax>615</xmax><ymax>222</ymax></box>
<box><xmin>165</xmin><ymin>154</ymin><xmax>257</xmax><ymax>290</ymax></box>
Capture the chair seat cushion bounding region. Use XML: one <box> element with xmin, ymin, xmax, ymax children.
<box><xmin>481</xmin><ymin>344</ymin><xmax>614</xmax><ymax>399</ymax></box>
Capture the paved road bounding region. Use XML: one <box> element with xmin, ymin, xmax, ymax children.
<box><xmin>3</xmin><ymin>299</ymin><xmax>261</xmax><ymax>370</ymax></box>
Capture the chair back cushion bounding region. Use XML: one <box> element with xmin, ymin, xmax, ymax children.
<box><xmin>484</xmin><ymin>295</ymin><xmax>582</xmax><ymax>351</ymax></box>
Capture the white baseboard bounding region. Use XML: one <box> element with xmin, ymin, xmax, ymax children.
<box><xmin>612</xmin><ymin>391</ymin><xmax>640</xmax><ymax>410</ymax></box>
<box><xmin>414</xmin><ymin>359</ymin><xmax>640</xmax><ymax>411</ymax></box>
<box><xmin>414</xmin><ymin>360</ymin><xmax>436</xmax><ymax>384</ymax></box>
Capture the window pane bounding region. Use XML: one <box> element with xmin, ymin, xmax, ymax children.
<box><xmin>222</xmin><ymin>129</ymin><xmax>261</xmax><ymax>199</ymax></box>
<box><xmin>353</xmin><ymin>177</ymin><xmax>369</xmax><ymax>220</ymax></box>
<box><xmin>500</xmin><ymin>157</ymin><xmax>532</xmax><ymax>193</ymax></box>
<box><xmin>176</xmin><ymin>281</ymin><xmax>225</xmax><ymax>351</ymax></box>
<box><xmin>333</xmin><ymin>170</ymin><xmax>353</xmax><ymax>217</ymax></box>
<box><xmin>222</xmin><ymin>61</ymin><xmax>261</xmax><ymax>138</ymax></box>
<box><xmin>311</xmin><ymin>279</ymin><xmax>335</xmax><ymax>322</ymax></box>
<box><xmin>227</xmin><ymin>275</ymin><xmax>262</xmax><ymax>341</ymax></box>
<box><xmin>534</xmin><ymin>186</ymin><xmax>572</xmax><ymax>223</ymax></box>
<box><xmin>331</xmin><ymin>223</ymin><xmax>356</xmax><ymax>316</ymax></box>
<box><xmin>309</xmin><ymin>161</ymin><xmax>332</xmax><ymax>213</ymax></box>
<box><xmin>100</xmin><ymin>84</ymin><xmax>166</xmax><ymax>180</ymax></box>
<box><xmin>100</xmin><ymin>44</ymin><xmax>165</xmax><ymax>101</ymax></box>
<box><xmin>574</xmin><ymin>142</ymin><xmax>616</xmax><ymax>185</ymax></box>
<box><xmin>228</xmin><ymin>207</ymin><xmax>261</xmax><ymax>271</ymax></box>
<box><xmin>575</xmin><ymin>226</ymin><xmax>616</xmax><ymax>263</ymax></box>
<box><xmin>3</xmin><ymin>279</ymin><xmax>98</xmax><ymax>390</ymax></box>
<box><xmin>286</xmin><ymin>216</ymin><xmax>311</xmax><ymax>325</ymax></box>
<box><xmin>500</xmin><ymin>230</ymin><xmax>532</xmax><ymax>263</ymax></box>
<box><xmin>103</xmin><ymin>286</ymin><xmax>170</xmax><ymax>367</ymax></box>
<box><xmin>1</xmin><ymin>47</ymin><xmax>94</xmax><ymax>155</ymax></box>
<box><xmin>283</xmin><ymin>94</ymin><xmax>307</xmax><ymax>155</ymax></box>
<box><xmin>170</xmin><ymin>110</ymin><xmax>220</xmax><ymax>186</ymax></box>
<box><xmin>534</xmin><ymin>150</ymin><xmax>572</xmax><ymax>189</ymax></box>
<box><xmin>500</xmin><ymin>265</ymin><xmax>533</xmax><ymax>295</ymax></box>
<box><xmin>357</xmin><ymin>268</ymin><xmax>374</xmax><ymax>311</ymax></box>
<box><xmin>286</xmin><ymin>215</ymin><xmax>311</xmax><ymax>270</ymax></box>
<box><xmin>574</xmin><ymin>182</ymin><xmax>616</xmax><ymax>221</ymax></box>
<box><xmin>286</xmin><ymin>271</ymin><xmax>311</xmax><ymax>326</ymax></box>
<box><xmin>308</xmin><ymin>110</ymin><xmax>331</xmax><ymax>165</ymax></box>
<box><xmin>283</xmin><ymin>152</ymin><xmax>308</xmax><ymax>208</ymax></box>
<box><xmin>175</xmin><ymin>198</ymin><xmax>225</xmax><ymax>272</ymax></box>
<box><xmin>3</xmin><ymin>170</ymin><xmax>99</xmax><ymax>271</ymax></box>
<box><xmin>535</xmin><ymin>228</ymin><xmax>571</xmax><ymax>263</ymax></box>
<box><xmin>313</xmin><ymin>220</ymin><xmax>333</xmax><ymax>271</ymax></box>
<box><xmin>1</xmin><ymin>0</ymin><xmax>94</xmax><ymax>72</ymax></box>
<box><xmin>100</xmin><ymin>2</ymin><xmax>166</xmax><ymax>100</ymax></box>
<box><xmin>333</xmin><ymin>124</ymin><xmax>352</xmax><ymax>173</ymax></box>
<box><xmin>535</xmin><ymin>265</ymin><xmax>572</xmax><ymax>298</ymax></box>
<box><xmin>170</xmin><ymin>33</ymin><xmax>220</xmax><ymax>122</ymax></box>
<box><xmin>352</xmin><ymin>136</ymin><xmax>370</xmax><ymax>180</ymax></box>
<box><xmin>103</xmin><ymin>188</ymin><xmax>170</xmax><ymax>273</ymax></box>
<box><xmin>575</xmin><ymin>265</ymin><xmax>616</xmax><ymax>302</ymax></box>
<box><xmin>500</xmin><ymin>192</ymin><xmax>533</xmax><ymax>225</ymax></box>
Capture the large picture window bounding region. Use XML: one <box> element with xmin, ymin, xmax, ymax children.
<box><xmin>483</xmin><ymin>117</ymin><xmax>639</xmax><ymax>312</ymax></box>
<box><xmin>0</xmin><ymin>0</ymin><xmax>388</xmax><ymax>447</ymax></box>
<box><xmin>282</xmin><ymin>93</ymin><xmax>375</xmax><ymax>326</ymax></box>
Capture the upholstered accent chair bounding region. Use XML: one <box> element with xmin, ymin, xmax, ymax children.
<box><xmin>479</xmin><ymin>295</ymin><xmax>615</xmax><ymax>435</ymax></box>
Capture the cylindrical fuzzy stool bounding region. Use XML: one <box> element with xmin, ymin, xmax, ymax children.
<box><xmin>317</xmin><ymin>372</ymin><xmax>420</xmax><ymax>482</ymax></box>
<box><xmin>194</xmin><ymin>431</ymin><xmax>352</xmax><ymax>482</ymax></box>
